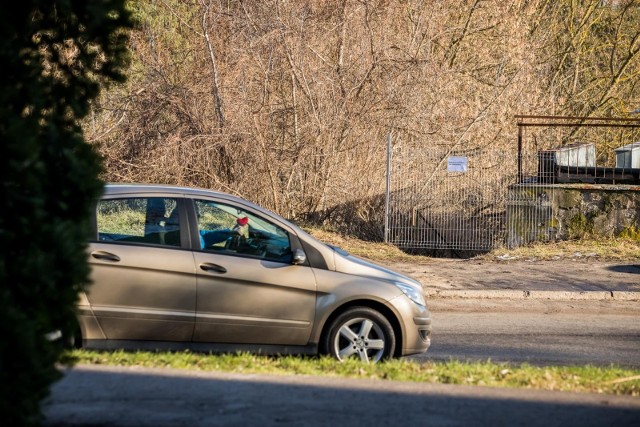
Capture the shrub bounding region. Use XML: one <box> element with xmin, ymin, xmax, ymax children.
<box><xmin>0</xmin><ymin>1</ymin><xmax>131</xmax><ymax>425</ymax></box>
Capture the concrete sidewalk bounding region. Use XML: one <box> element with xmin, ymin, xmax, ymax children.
<box><xmin>389</xmin><ymin>259</ymin><xmax>640</xmax><ymax>301</ymax></box>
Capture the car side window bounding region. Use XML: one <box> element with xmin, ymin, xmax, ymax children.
<box><xmin>97</xmin><ymin>197</ymin><xmax>181</xmax><ymax>247</ymax></box>
<box><xmin>195</xmin><ymin>200</ymin><xmax>291</xmax><ymax>263</ymax></box>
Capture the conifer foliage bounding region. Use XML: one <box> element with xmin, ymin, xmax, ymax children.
<box><xmin>0</xmin><ymin>1</ymin><xmax>131</xmax><ymax>425</ymax></box>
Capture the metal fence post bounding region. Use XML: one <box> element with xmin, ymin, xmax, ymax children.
<box><xmin>384</xmin><ymin>131</ymin><xmax>391</xmax><ymax>244</ymax></box>
<box><xmin>517</xmin><ymin>123</ymin><xmax>523</xmax><ymax>184</ymax></box>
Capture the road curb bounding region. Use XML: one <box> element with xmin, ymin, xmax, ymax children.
<box><xmin>425</xmin><ymin>289</ymin><xmax>640</xmax><ymax>301</ymax></box>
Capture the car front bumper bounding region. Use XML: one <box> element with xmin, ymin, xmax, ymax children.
<box><xmin>389</xmin><ymin>294</ymin><xmax>432</xmax><ymax>356</ymax></box>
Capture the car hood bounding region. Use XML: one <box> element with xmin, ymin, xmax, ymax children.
<box><xmin>331</xmin><ymin>248</ymin><xmax>423</xmax><ymax>289</ymax></box>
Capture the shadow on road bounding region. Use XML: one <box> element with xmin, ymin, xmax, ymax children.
<box><xmin>44</xmin><ymin>366</ymin><xmax>639</xmax><ymax>427</ymax></box>
<box><xmin>607</xmin><ymin>264</ymin><xmax>640</xmax><ymax>275</ymax></box>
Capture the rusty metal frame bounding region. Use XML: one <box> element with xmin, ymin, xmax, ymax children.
<box><xmin>515</xmin><ymin>115</ymin><xmax>640</xmax><ymax>182</ymax></box>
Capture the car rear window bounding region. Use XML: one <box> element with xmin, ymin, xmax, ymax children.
<box><xmin>96</xmin><ymin>197</ymin><xmax>181</xmax><ymax>247</ymax></box>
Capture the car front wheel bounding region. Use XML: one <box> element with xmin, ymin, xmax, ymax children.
<box><xmin>323</xmin><ymin>307</ymin><xmax>395</xmax><ymax>363</ymax></box>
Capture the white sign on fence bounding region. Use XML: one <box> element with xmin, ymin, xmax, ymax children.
<box><xmin>447</xmin><ymin>156</ymin><xmax>468</xmax><ymax>172</ymax></box>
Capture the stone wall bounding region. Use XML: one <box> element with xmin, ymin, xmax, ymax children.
<box><xmin>507</xmin><ymin>184</ymin><xmax>640</xmax><ymax>247</ymax></box>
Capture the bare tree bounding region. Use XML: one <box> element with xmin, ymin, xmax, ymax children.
<box><xmin>85</xmin><ymin>0</ymin><xmax>640</xmax><ymax>238</ymax></box>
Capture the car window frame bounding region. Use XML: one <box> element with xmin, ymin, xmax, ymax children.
<box><xmin>91</xmin><ymin>194</ymin><xmax>192</xmax><ymax>250</ymax></box>
<box><xmin>185</xmin><ymin>197</ymin><xmax>308</xmax><ymax>265</ymax></box>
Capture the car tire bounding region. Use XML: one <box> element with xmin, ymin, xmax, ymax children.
<box><xmin>322</xmin><ymin>307</ymin><xmax>395</xmax><ymax>363</ymax></box>
<box><xmin>63</xmin><ymin>323</ymin><xmax>83</xmax><ymax>350</ymax></box>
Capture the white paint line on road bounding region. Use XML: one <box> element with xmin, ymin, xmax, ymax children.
<box><xmin>425</xmin><ymin>289</ymin><xmax>639</xmax><ymax>301</ymax></box>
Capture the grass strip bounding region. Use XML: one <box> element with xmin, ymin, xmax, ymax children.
<box><xmin>62</xmin><ymin>350</ymin><xmax>639</xmax><ymax>396</ymax></box>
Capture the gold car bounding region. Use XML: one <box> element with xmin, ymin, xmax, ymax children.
<box><xmin>77</xmin><ymin>184</ymin><xmax>431</xmax><ymax>363</ymax></box>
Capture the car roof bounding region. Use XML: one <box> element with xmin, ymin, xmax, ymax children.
<box><xmin>102</xmin><ymin>183</ymin><xmax>286</xmax><ymax>225</ymax></box>
<box><xmin>104</xmin><ymin>183</ymin><xmax>234</xmax><ymax>199</ymax></box>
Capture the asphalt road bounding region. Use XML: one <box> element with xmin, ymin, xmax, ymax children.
<box><xmin>43</xmin><ymin>365</ymin><xmax>640</xmax><ymax>427</ymax></box>
<box><xmin>415</xmin><ymin>301</ymin><xmax>640</xmax><ymax>367</ymax></box>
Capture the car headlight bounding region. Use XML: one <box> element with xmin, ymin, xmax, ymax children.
<box><xmin>395</xmin><ymin>282</ymin><xmax>426</xmax><ymax>307</ymax></box>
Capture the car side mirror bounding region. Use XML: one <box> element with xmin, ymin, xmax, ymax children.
<box><xmin>292</xmin><ymin>248</ymin><xmax>307</xmax><ymax>265</ymax></box>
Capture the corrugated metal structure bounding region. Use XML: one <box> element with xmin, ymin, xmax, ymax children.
<box><xmin>615</xmin><ymin>142</ymin><xmax>640</xmax><ymax>169</ymax></box>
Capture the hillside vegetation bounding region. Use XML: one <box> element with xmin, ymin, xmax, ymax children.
<box><xmin>87</xmin><ymin>0</ymin><xmax>640</xmax><ymax>237</ymax></box>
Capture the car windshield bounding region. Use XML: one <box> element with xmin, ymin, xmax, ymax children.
<box><xmin>212</xmin><ymin>202</ymin><xmax>285</xmax><ymax>237</ymax></box>
<box><xmin>326</xmin><ymin>244</ymin><xmax>349</xmax><ymax>256</ymax></box>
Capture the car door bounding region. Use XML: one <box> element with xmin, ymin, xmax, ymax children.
<box><xmin>191</xmin><ymin>198</ymin><xmax>317</xmax><ymax>345</ymax></box>
<box><xmin>87</xmin><ymin>196</ymin><xmax>196</xmax><ymax>341</ymax></box>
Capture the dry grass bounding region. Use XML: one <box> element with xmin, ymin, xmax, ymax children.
<box><xmin>482</xmin><ymin>239</ymin><xmax>640</xmax><ymax>262</ymax></box>
<box><xmin>305</xmin><ymin>227</ymin><xmax>434</xmax><ymax>264</ymax></box>
<box><xmin>306</xmin><ymin>227</ymin><xmax>640</xmax><ymax>263</ymax></box>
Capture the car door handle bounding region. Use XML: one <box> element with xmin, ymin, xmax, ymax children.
<box><xmin>91</xmin><ymin>251</ymin><xmax>121</xmax><ymax>262</ymax></box>
<box><xmin>199</xmin><ymin>263</ymin><xmax>227</xmax><ymax>274</ymax></box>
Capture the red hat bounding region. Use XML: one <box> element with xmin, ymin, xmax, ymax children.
<box><xmin>237</xmin><ymin>216</ymin><xmax>249</xmax><ymax>226</ymax></box>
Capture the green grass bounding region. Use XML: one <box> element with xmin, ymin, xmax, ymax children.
<box><xmin>98</xmin><ymin>210</ymin><xmax>146</xmax><ymax>235</ymax></box>
<box><xmin>62</xmin><ymin>350</ymin><xmax>640</xmax><ymax>396</ymax></box>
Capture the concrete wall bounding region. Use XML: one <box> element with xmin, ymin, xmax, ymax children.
<box><xmin>507</xmin><ymin>184</ymin><xmax>640</xmax><ymax>246</ymax></box>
